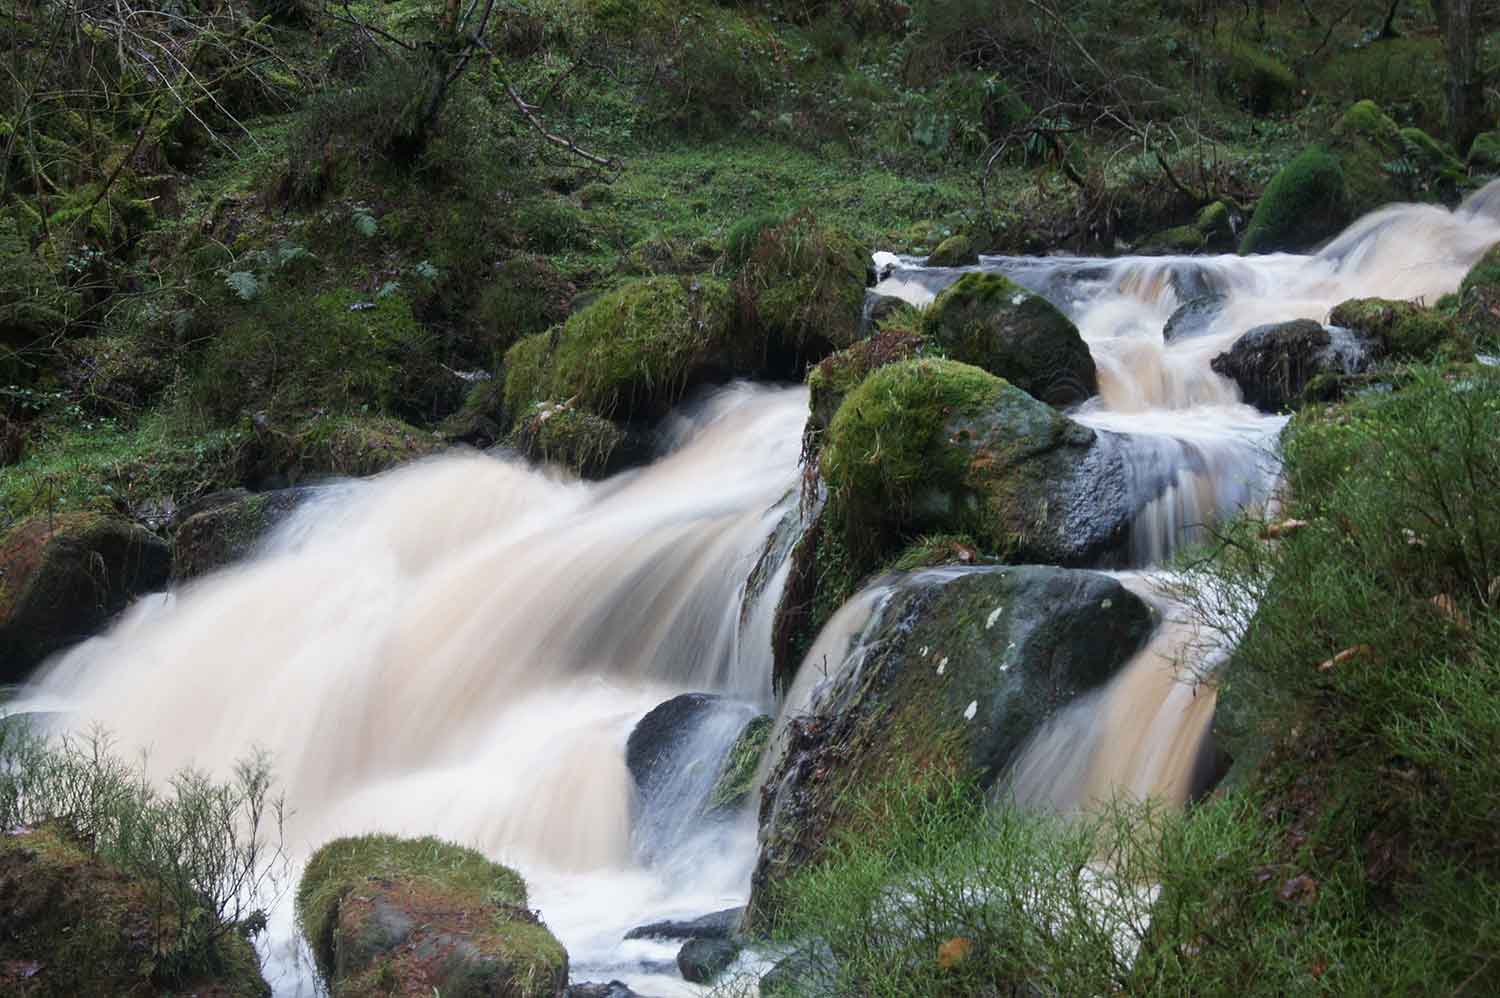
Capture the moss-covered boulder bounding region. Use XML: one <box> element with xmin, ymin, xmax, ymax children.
<box><xmin>748</xmin><ymin>565</ymin><xmax>1156</xmax><ymax>925</ymax></box>
<box><xmin>1469</xmin><ymin>131</ymin><xmax>1500</xmax><ymax>174</ymax></box>
<box><xmin>806</xmin><ymin>327</ymin><xmax>926</xmax><ymax>433</ymax></box>
<box><xmin>506</xmin><ymin>400</ymin><xmax>639</xmax><ymax>479</ymax></box>
<box><xmin>733</xmin><ymin>211</ymin><xmax>872</xmax><ymax>360</ymax></box>
<box><xmin>920</xmin><ymin>273</ymin><xmax>1096</xmax><ymax>406</ymax></box>
<box><xmin>822</xmin><ymin>358</ymin><xmax>1131</xmax><ymax>570</ymax></box>
<box><xmin>1457</xmin><ymin>243</ymin><xmax>1500</xmax><ymax>347</ymax></box>
<box><xmin>298</xmin><ymin>835</ymin><xmax>567</xmax><ymax>998</ymax></box>
<box><xmin>708</xmin><ymin>714</ymin><xmax>772</xmax><ymax>814</ymax></box>
<box><xmin>251</xmin><ymin>414</ymin><xmax>444</xmax><ymax>486</ymax></box>
<box><xmin>1137</xmin><ymin>224</ymin><xmax>1206</xmax><ymax>255</ymax></box>
<box><xmin>0</xmin><ymin>822</ymin><xmax>270</xmax><ymax>997</ymax></box>
<box><xmin>1328</xmin><ymin>297</ymin><xmax>1461</xmax><ymax>360</ymax></box>
<box><xmin>1239</xmin><ymin>145</ymin><xmax>1347</xmax><ymax>255</ymax></box>
<box><xmin>172</xmin><ymin>488</ymin><xmax>312</xmax><ymax>580</ymax></box>
<box><xmin>1210</xmin><ymin>319</ymin><xmax>1379</xmax><ymax>412</ymax></box>
<box><xmin>503</xmin><ymin>276</ymin><xmax>745</xmax><ymax>423</ymax></box>
<box><xmin>924</xmin><ymin>234</ymin><xmax>978</xmax><ymax>267</ymax></box>
<box><xmin>0</xmin><ymin>513</ymin><xmax>170</xmax><ymax>681</ymax></box>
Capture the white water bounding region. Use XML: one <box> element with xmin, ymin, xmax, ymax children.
<box><xmin>9</xmin><ymin>182</ymin><xmax>1500</xmax><ymax>994</ymax></box>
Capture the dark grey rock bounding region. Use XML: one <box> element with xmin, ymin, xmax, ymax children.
<box><xmin>677</xmin><ymin>937</ymin><xmax>740</xmax><ymax>984</ymax></box>
<box><xmin>625</xmin><ymin>693</ymin><xmax>724</xmax><ymax>795</ymax></box>
<box><xmin>1211</xmin><ymin>319</ymin><xmax>1379</xmax><ymax>412</ymax></box>
<box><xmin>1163</xmin><ymin>294</ymin><xmax>1226</xmax><ymax>342</ymax></box>
<box><xmin>624</xmin><ymin>906</ymin><xmax>743</xmax><ymax>942</ymax></box>
<box><xmin>566</xmin><ymin>982</ymin><xmax>650</xmax><ymax>998</ymax></box>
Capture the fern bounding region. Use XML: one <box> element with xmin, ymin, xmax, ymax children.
<box><xmin>225</xmin><ymin>271</ymin><xmax>261</xmax><ymax>301</ymax></box>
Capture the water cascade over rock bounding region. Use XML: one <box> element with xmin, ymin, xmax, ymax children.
<box><xmin>8</xmin><ymin>181</ymin><xmax>1500</xmax><ymax>996</ymax></box>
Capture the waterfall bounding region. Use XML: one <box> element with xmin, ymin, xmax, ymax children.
<box><xmin>10</xmin><ymin>180</ymin><xmax>1500</xmax><ymax>994</ymax></box>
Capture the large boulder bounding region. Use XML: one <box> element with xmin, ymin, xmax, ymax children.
<box><xmin>821</xmin><ymin>358</ymin><xmax>1134</xmax><ymax>571</ymax></box>
<box><xmin>297</xmin><ymin>834</ymin><xmax>567</xmax><ymax>998</ymax></box>
<box><xmin>503</xmin><ymin>276</ymin><xmax>744</xmax><ymax>423</ymax></box>
<box><xmin>172</xmin><ymin>487</ymin><xmax>313</xmax><ymax>579</ymax></box>
<box><xmin>1210</xmin><ymin>319</ymin><xmax>1380</xmax><ymax>412</ymax></box>
<box><xmin>748</xmin><ymin>565</ymin><xmax>1156</xmax><ymax>924</ymax></box>
<box><xmin>805</xmin><ymin>327</ymin><xmax>925</xmax><ymax>434</ymax></box>
<box><xmin>0</xmin><ymin>513</ymin><xmax>170</xmax><ymax>681</ymax></box>
<box><xmin>924</xmin><ymin>234</ymin><xmax>978</xmax><ymax>267</ymax></box>
<box><xmin>1327</xmin><ymin>298</ymin><xmax>1460</xmax><ymax>360</ymax></box>
<box><xmin>1163</xmin><ymin>294</ymin><xmax>1227</xmax><ymax>343</ymax></box>
<box><xmin>1239</xmin><ymin>145</ymin><xmax>1347</xmax><ymax>255</ymax></box>
<box><xmin>0</xmin><ymin>823</ymin><xmax>270</xmax><ymax>997</ymax></box>
<box><xmin>920</xmin><ymin>273</ymin><xmax>1097</xmax><ymax>407</ymax></box>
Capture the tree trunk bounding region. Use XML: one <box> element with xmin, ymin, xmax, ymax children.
<box><xmin>1433</xmin><ymin>0</ymin><xmax>1486</xmax><ymax>155</ymax></box>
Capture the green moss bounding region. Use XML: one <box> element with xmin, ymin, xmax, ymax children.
<box><xmin>1139</xmin><ymin>223</ymin><xmax>1205</xmax><ymax>254</ymax></box>
<box><xmin>256</xmin><ymin>414</ymin><xmax>443</xmax><ymax>481</ymax></box>
<box><xmin>507</xmin><ymin>400</ymin><xmax>630</xmax><ymax>478</ymax></box>
<box><xmin>501</xmin><ymin>330</ymin><xmax>559</xmax><ymax>420</ymax></box>
<box><xmin>1328</xmin><ymin>297</ymin><xmax>1460</xmax><ymax>360</ymax></box>
<box><xmin>734</xmin><ymin>210</ymin><xmax>871</xmax><ymax>357</ymax></box>
<box><xmin>1399</xmin><ymin>127</ymin><xmax>1468</xmax><ymax>192</ymax></box>
<box><xmin>620</xmin><ymin>235</ymin><xmax>718</xmax><ymax>276</ymax></box>
<box><xmin>806</xmin><ymin>327</ymin><xmax>926</xmax><ymax>433</ymax></box>
<box><xmin>723</xmin><ymin>211</ymin><xmax>785</xmax><ymax>269</ymax></box>
<box><xmin>920</xmin><ymin>272</ymin><xmax>1096</xmax><ymax>406</ymax></box>
<box><xmin>1458</xmin><ymin>243</ymin><xmax>1500</xmax><ymax>347</ymax></box>
<box><xmin>513</xmin><ymin>197</ymin><xmax>596</xmax><ymax>255</ymax></box>
<box><xmin>925</xmin><ymin>233</ymin><xmax>977</xmax><ymax>267</ymax></box>
<box><xmin>708</xmin><ymin>714</ymin><xmax>773</xmax><ymax>812</ymax></box>
<box><xmin>1218</xmin><ymin>41</ymin><xmax>1296</xmax><ymax>115</ymax></box>
<box><xmin>1240</xmin><ymin>145</ymin><xmax>1346</xmax><ymax>254</ymax></box>
<box><xmin>1469</xmin><ymin>131</ymin><xmax>1500</xmax><ymax>173</ymax></box>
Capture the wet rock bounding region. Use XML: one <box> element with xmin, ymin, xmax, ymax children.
<box><xmin>759</xmin><ymin>941</ymin><xmax>837</xmax><ymax>998</ymax></box>
<box><xmin>0</xmin><ymin>513</ymin><xmax>170</xmax><ymax>681</ymax></box>
<box><xmin>1163</xmin><ymin>294</ymin><xmax>1227</xmax><ymax>342</ymax></box>
<box><xmin>566</xmin><ymin>982</ymin><xmax>650</xmax><ymax>998</ymax></box>
<box><xmin>749</xmin><ymin>565</ymin><xmax>1155</xmax><ymax>925</ymax></box>
<box><xmin>507</xmin><ymin>400</ymin><xmax>647</xmax><ymax>480</ymax></box>
<box><xmin>863</xmin><ymin>291</ymin><xmax>908</xmax><ymax>330</ymax></box>
<box><xmin>1211</xmin><ymin>319</ymin><xmax>1379</xmax><ymax>412</ymax></box>
<box><xmin>925</xmin><ymin>233</ymin><xmax>978</xmax><ymax>267</ymax></box>
<box><xmin>172</xmin><ymin>487</ymin><xmax>313</xmax><ymax>580</ymax></box>
<box><xmin>821</xmin><ymin>358</ymin><xmax>1135</xmax><ymax>570</ymax></box>
<box><xmin>625</xmin><ymin>693</ymin><xmax>724</xmax><ymax>794</ymax></box>
<box><xmin>298</xmin><ymin>834</ymin><xmax>567</xmax><ymax>998</ymax></box>
<box><xmin>677</xmin><ymin>937</ymin><xmax>740</xmax><ymax>984</ymax></box>
<box><xmin>921</xmin><ymin>273</ymin><xmax>1097</xmax><ymax>407</ymax></box>
<box><xmin>625</xmin><ymin>906</ymin><xmax>744</xmax><ymax>942</ymax></box>
<box><xmin>1328</xmin><ymin>297</ymin><xmax>1458</xmax><ymax>361</ymax></box>
<box><xmin>0</xmin><ymin>823</ymin><xmax>270</xmax><ymax>996</ymax></box>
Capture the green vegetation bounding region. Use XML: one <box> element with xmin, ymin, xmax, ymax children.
<box><xmin>0</xmin><ymin>725</ymin><xmax>281</xmax><ymax>995</ymax></box>
<box><xmin>1239</xmin><ymin>145</ymin><xmax>1347</xmax><ymax>254</ymax></box>
<box><xmin>709</xmin><ymin>714</ymin><xmax>773</xmax><ymax>813</ymax></box>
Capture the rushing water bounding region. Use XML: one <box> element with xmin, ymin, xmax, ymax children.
<box><xmin>10</xmin><ymin>181</ymin><xmax>1500</xmax><ymax>994</ymax></box>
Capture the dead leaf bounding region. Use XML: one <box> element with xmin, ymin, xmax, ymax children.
<box><xmin>1430</xmin><ymin>594</ymin><xmax>1471</xmax><ymax>633</ymax></box>
<box><xmin>937</xmin><ymin>937</ymin><xmax>973</xmax><ymax>970</ymax></box>
<box><xmin>1317</xmin><ymin>645</ymin><xmax>1373</xmax><ymax>672</ymax></box>
<box><xmin>1261</xmin><ymin>519</ymin><xmax>1309</xmax><ymax>540</ymax></box>
<box><xmin>1278</xmin><ymin>874</ymin><xmax>1319</xmax><ymax>904</ymax></box>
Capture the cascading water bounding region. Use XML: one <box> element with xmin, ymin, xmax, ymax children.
<box><xmin>9</xmin><ymin>181</ymin><xmax>1500</xmax><ymax>994</ymax></box>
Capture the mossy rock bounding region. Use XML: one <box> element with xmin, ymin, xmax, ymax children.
<box><xmin>806</xmin><ymin>327</ymin><xmax>926</xmax><ymax>433</ymax></box>
<box><xmin>821</xmin><ymin>358</ymin><xmax>1133</xmax><ymax>573</ymax></box>
<box><xmin>733</xmin><ymin>210</ymin><xmax>872</xmax><ymax>361</ymax></box>
<box><xmin>708</xmin><ymin>714</ymin><xmax>773</xmax><ymax>814</ymax></box>
<box><xmin>297</xmin><ymin>834</ymin><xmax>567</xmax><ymax>998</ymax></box>
<box><xmin>1137</xmin><ymin>224</ymin><xmax>1206</xmax><ymax>256</ymax></box>
<box><xmin>0</xmin><ymin>513</ymin><xmax>170</xmax><ymax>682</ymax></box>
<box><xmin>920</xmin><ymin>273</ymin><xmax>1097</xmax><ymax>407</ymax></box>
<box><xmin>251</xmin><ymin>414</ymin><xmax>444</xmax><ymax>486</ymax></box>
<box><xmin>1196</xmin><ymin>201</ymin><xmax>1234</xmax><ymax>246</ymax></box>
<box><xmin>924</xmin><ymin>234</ymin><xmax>978</xmax><ymax>267</ymax></box>
<box><xmin>1469</xmin><ymin>131</ymin><xmax>1500</xmax><ymax>174</ymax></box>
<box><xmin>506</xmin><ymin>400</ymin><xmax>639</xmax><ymax>479</ymax></box>
<box><xmin>1328</xmin><ymin>101</ymin><xmax>1418</xmax><ymax>216</ymax></box>
<box><xmin>504</xmin><ymin>276</ymin><xmax>745</xmax><ymax>423</ymax></box>
<box><xmin>1240</xmin><ymin>145</ymin><xmax>1347</xmax><ymax>254</ymax></box>
<box><xmin>1328</xmin><ymin>297</ymin><xmax>1462</xmax><ymax>360</ymax></box>
<box><xmin>748</xmin><ymin>565</ymin><xmax>1156</xmax><ymax>926</ymax></box>
<box><xmin>723</xmin><ymin>211</ymin><xmax>785</xmax><ymax>269</ymax></box>
<box><xmin>172</xmin><ymin>488</ymin><xmax>313</xmax><ymax>580</ymax></box>
<box><xmin>1458</xmin><ymin>243</ymin><xmax>1500</xmax><ymax>348</ymax></box>
<box><xmin>0</xmin><ymin>822</ymin><xmax>270</xmax><ymax>997</ymax></box>
<box><xmin>440</xmin><ymin>376</ymin><xmax>507</xmax><ymax>446</ymax></box>
<box><xmin>1210</xmin><ymin>319</ymin><xmax>1381</xmax><ymax>413</ymax></box>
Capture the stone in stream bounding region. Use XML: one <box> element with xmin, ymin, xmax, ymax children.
<box><xmin>677</xmin><ymin>937</ymin><xmax>741</xmax><ymax>985</ymax></box>
<box><xmin>1211</xmin><ymin>318</ymin><xmax>1379</xmax><ymax>412</ymax></box>
<box><xmin>171</xmin><ymin>486</ymin><xmax>314</xmax><ymax>580</ymax></box>
<box><xmin>0</xmin><ymin>512</ymin><xmax>170</xmax><ymax>682</ymax></box>
<box><xmin>920</xmin><ymin>272</ymin><xmax>1097</xmax><ymax>407</ymax></box>
<box><xmin>624</xmin><ymin>905</ymin><xmax>744</xmax><ymax>941</ymax></box>
<box><xmin>1162</xmin><ymin>293</ymin><xmax>1227</xmax><ymax>342</ymax></box>
<box><xmin>625</xmin><ymin>693</ymin><xmax>724</xmax><ymax>794</ymax></box>
<box><xmin>748</xmin><ymin>565</ymin><xmax>1156</xmax><ymax>927</ymax></box>
<box><xmin>565</xmin><ymin>982</ymin><xmax>653</xmax><ymax>998</ymax></box>
<box><xmin>298</xmin><ymin>834</ymin><xmax>567</xmax><ymax>998</ymax></box>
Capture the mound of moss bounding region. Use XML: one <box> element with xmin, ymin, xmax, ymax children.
<box><xmin>733</xmin><ymin>211</ymin><xmax>872</xmax><ymax>361</ymax></box>
<box><xmin>297</xmin><ymin>834</ymin><xmax>567</xmax><ymax>998</ymax></box>
<box><xmin>1328</xmin><ymin>297</ymin><xmax>1461</xmax><ymax>360</ymax></box>
<box><xmin>504</xmin><ymin>276</ymin><xmax>744</xmax><ymax>423</ymax></box>
<box><xmin>921</xmin><ymin>273</ymin><xmax>1096</xmax><ymax>407</ymax></box>
<box><xmin>249</xmin><ymin>414</ymin><xmax>443</xmax><ymax>485</ymax></box>
<box><xmin>925</xmin><ymin>233</ymin><xmax>978</xmax><ymax>267</ymax></box>
<box><xmin>506</xmin><ymin>400</ymin><xmax>636</xmax><ymax>479</ymax></box>
<box><xmin>0</xmin><ymin>513</ymin><xmax>170</xmax><ymax>681</ymax></box>
<box><xmin>1239</xmin><ymin>145</ymin><xmax>1347</xmax><ymax>255</ymax></box>
<box><xmin>0</xmin><ymin>823</ymin><xmax>270</xmax><ymax>997</ymax></box>
<box><xmin>806</xmin><ymin>327</ymin><xmax>926</xmax><ymax>433</ymax></box>
<box><xmin>1457</xmin><ymin>242</ymin><xmax>1500</xmax><ymax>347</ymax></box>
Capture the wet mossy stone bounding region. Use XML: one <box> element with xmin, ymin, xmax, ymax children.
<box><xmin>440</xmin><ymin>375</ymin><xmax>507</xmax><ymax>446</ymax></box>
<box><xmin>821</xmin><ymin>358</ymin><xmax>1132</xmax><ymax>568</ymax></box>
<box><xmin>1210</xmin><ymin>319</ymin><xmax>1380</xmax><ymax>413</ymax></box>
<box><xmin>1240</xmin><ymin>145</ymin><xmax>1347</xmax><ymax>254</ymax></box>
<box><xmin>1137</xmin><ymin>224</ymin><xmax>1206</xmax><ymax>256</ymax></box>
<box><xmin>625</xmin><ymin>693</ymin><xmax>723</xmax><ymax>794</ymax></box>
<box><xmin>503</xmin><ymin>276</ymin><xmax>743</xmax><ymax>423</ymax></box>
<box><xmin>806</xmin><ymin>327</ymin><xmax>926</xmax><ymax>433</ymax></box>
<box><xmin>172</xmin><ymin>487</ymin><xmax>313</xmax><ymax>580</ymax></box>
<box><xmin>1458</xmin><ymin>243</ymin><xmax>1500</xmax><ymax>347</ymax></box>
<box><xmin>747</xmin><ymin>565</ymin><xmax>1155</xmax><ymax>924</ymax></box>
<box><xmin>708</xmin><ymin>714</ymin><xmax>772</xmax><ymax>814</ymax></box>
<box><xmin>925</xmin><ymin>233</ymin><xmax>978</xmax><ymax>267</ymax></box>
<box><xmin>250</xmin><ymin>414</ymin><xmax>443</xmax><ymax>486</ymax></box>
<box><xmin>297</xmin><ymin>834</ymin><xmax>567</xmax><ymax>998</ymax></box>
<box><xmin>506</xmin><ymin>400</ymin><xmax>639</xmax><ymax>480</ymax></box>
<box><xmin>0</xmin><ymin>513</ymin><xmax>170</xmax><ymax>681</ymax></box>
<box><xmin>1469</xmin><ymin>132</ymin><xmax>1500</xmax><ymax>174</ymax></box>
<box><xmin>921</xmin><ymin>272</ymin><xmax>1097</xmax><ymax>407</ymax></box>
<box><xmin>678</xmin><ymin>937</ymin><xmax>740</xmax><ymax>984</ymax></box>
<box><xmin>733</xmin><ymin>210</ymin><xmax>872</xmax><ymax>361</ymax></box>
<box><xmin>0</xmin><ymin>823</ymin><xmax>270</xmax><ymax>997</ymax></box>
<box><xmin>1328</xmin><ymin>297</ymin><xmax>1461</xmax><ymax>360</ymax></box>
